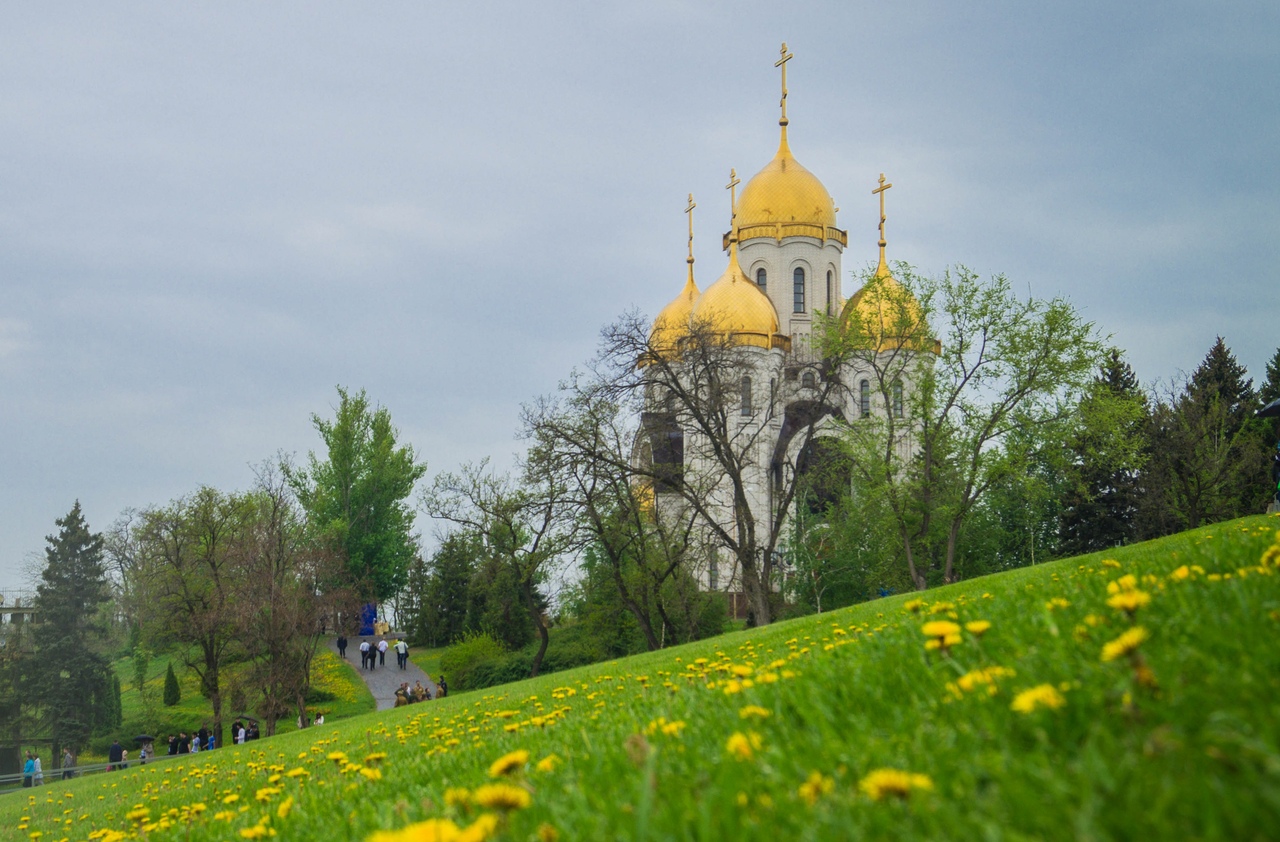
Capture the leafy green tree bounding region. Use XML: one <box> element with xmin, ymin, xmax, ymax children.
<box><xmin>828</xmin><ymin>266</ymin><xmax>1102</xmax><ymax>589</ymax></box>
<box><xmin>420</xmin><ymin>532</ymin><xmax>481</xmax><ymax>648</ymax></box>
<box><xmin>1058</xmin><ymin>349</ymin><xmax>1149</xmax><ymax>555</ymax></box>
<box><xmin>289</xmin><ymin>387</ymin><xmax>426</xmax><ymax>602</ymax></box>
<box><xmin>1260</xmin><ymin>347</ymin><xmax>1280</xmax><ymax>405</ymax></box>
<box><xmin>33</xmin><ymin>502</ymin><xmax>113</xmax><ymax>760</ymax></box>
<box><xmin>163</xmin><ymin>663</ymin><xmax>181</xmax><ymax>707</ymax></box>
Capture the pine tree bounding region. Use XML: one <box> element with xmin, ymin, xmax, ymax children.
<box><xmin>163</xmin><ymin>663</ymin><xmax>181</xmax><ymax>707</ymax></box>
<box><xmin>1059</xmin><ymin>349</ymin><xmax>1149</xmax><ymax>554</ymax></box>
<box><xmin>1141</xmin><ymin>338</ymin><xmax>1269</xmax><ymax>533</ymax></box>
<box><xmin>1259</xmin><ymin>347</ymin><xmax>1280</xmax><ymax>405</ymax></box>
<box><xmin>33</xmin><ymin>502</ymin><xmax>113</xmax><ymax>757</ymax></box>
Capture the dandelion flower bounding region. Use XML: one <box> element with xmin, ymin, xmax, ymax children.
<box><xmin>487</xmin><ymin>749</ymin><xmax>529</xmax><ymax>778</ymax></box>
<box><xmin>858</xmin><ymin>768</ymin><xmax>933</xmax><ymax>800</ymax></box>
<box><xmin>738</xmin><ymin>705</ymin><xmax>771</xmax><ymax>720</ymax></box>
<box><xmin>1010</xmin><ymin>684</ymin><xmax>1066</xmax><ymax>713</ymax></box>
<box><xmin>965</xmin><ymin>621</ymin><xmax>991</xmax><ymax>636</ymax></box>
<box><xmin>921</xmin><ymin>621</ymin><xmax>961</xmax><ymax>638</ymax></box>
<box><xmin>535</xmin><ymin>754</ymin><xmax>560</xmax><ymax>773</ymax></box>
<box><xmin>367</xmin><ymin>818</ymin><xmax>460</xmax><ymax>842</ymax></box>
<box><xmin>725</xmin><ymin>731</ymin><xmax>762</xmax><ymax>761</ymax></box>
<box><xmin>1101</xmin><ymin>626</ymin><xmax>1149</xmax><ymax>662</ymax></box>
<box><xmin>1106</xmin><ymin>590</ymin><xmax>1151</xmax><ymax>614</ymax></box>
<box><xmin>472</xmin><ymin>783</ymin><xmax>532</xmax><ymax>811</ymax></box>
<box><xmin>797</xmin><ymin>771</ymin><xmax>835</xmax><ymax>805</ymax></box>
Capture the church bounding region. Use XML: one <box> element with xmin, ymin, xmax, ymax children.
<box><xmin>638</xmin><ymin>45</ymin><xmax>934</xmax><ymax>612</ymax></box>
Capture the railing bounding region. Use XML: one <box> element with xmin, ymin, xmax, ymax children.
<box><xmin>0</xmin><ymin>751</ymin><xmax>199</xmax><ymax>794</ymax></box>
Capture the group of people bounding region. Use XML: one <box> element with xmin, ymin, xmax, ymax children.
<box><xmin>392</xmin><ymin>679</ymin><xmax>442</xmax><ymax>706</ymax></box>
<box><xmin>337</xmin><ymin>635</ymin><xmax>412</xmax><ymax>671</ymax></box>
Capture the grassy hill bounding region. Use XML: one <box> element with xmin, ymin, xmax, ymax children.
<box><xmin>5</xmin><ymin>515</ymin><xmax>1279</xmax><ymax>840</ymax></box>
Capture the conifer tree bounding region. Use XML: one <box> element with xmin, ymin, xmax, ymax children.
<box><xmin>1059</xmin><ymin>349</ymin><xmax>1149</xmax><ymax>554</ymax></box>
<box><xmin>163</xmin><ymin>662</ymin><xmax>181</xmax><ymax>707</ymax></box>
<box><xmin>33</xmin><ymin>502</ymin><xmax>113</xmax><ymax>758</ymax></box>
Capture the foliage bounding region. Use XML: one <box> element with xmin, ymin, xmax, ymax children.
<box><xmin>289</xmin><ymin>386</ymin><xmax>427</xmax><ymax>602</ymax></box>
<box><xmin>437</xmin><ymin>632</ymin><xmax>507</xmax><ymax>692</ymax></box>
<box><xmin>1139</xmin><ymin>338</ymin><xmax>1270</xmax><ymax>535</ymax></box>
<box><xmin>163</xmin><ymin>662</ymin><xmax>181</xmax><ymax>707</ymax></box>
<box><xmin>10</xmin><ymin>515</ymin><xmax>1280</xmax><ymax>841</ymax></box>
<box><xmin>412</xmin><ymin>532</ymin><xmax>482</xmax><ymax>648</ymax></box>
<box><xmin>827</xmin><ymin>265</ymin><xmax>1103</xmax><ymax>590</ymax></box>
<box><xmin>32</xmin><ymin>501</ymin><xmax>114</xmax><ymax>754</ymax></box>
<box><xmin>1058</xmin><ymin>348</ymin><xmax>1149</xmax><ymax>555</ymax></box>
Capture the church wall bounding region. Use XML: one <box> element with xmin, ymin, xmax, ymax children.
<box><xmin>739</xmin><ymin>237</ymin><xmax>843</xmax><ymax>341</ymax></box>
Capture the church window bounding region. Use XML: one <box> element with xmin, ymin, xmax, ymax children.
<box><xmin>793</xmin><ymin>268</ymin><xmax>806</xmax><ymax>313</ymax></box>
<box><xmin>892</xmin><ymin>380</ymin><xmax>904</xmax><ymax>418</ymax></box>
<box><xmin>860</xmin><ymin>380</ymin><xmax>871</xmax><ymax>418</ymax></box>
<box><xmin>826</xmin><ymin>270</ymin><xmax>833</xmax><ymax>313</ymax></box>
<box><xmin>756</xmin><ymin>267</ymin><xmax>767</xmax><ymax>290</ymax></box>
<box><xmin>801</xmin><ymin>371</ymin><xmax>816</xmax><ymax>389</ymax></box>
<box><xmin>740</xmin><ymin>377</ymin><xmax>752</xmax><ymax>416</ymax></box>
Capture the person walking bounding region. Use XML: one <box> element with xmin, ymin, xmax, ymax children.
<box><xmin>377</xmin><ymin>637</ymin><xmax>388</xmax><ymax>667</ymax></box>
<box><xmin>61</xmin><ymin>749</ymin><xmax>74</xmax><ymax>780</ymax></box>
<box><xmin>22</xmin><ymin>752</ymin><xmax>34</xmax><ymax>787</ymax></box>
<box><xmin>108</xmin><ymin>739</ymin><xmax>124</xmax><ymax>771</ymax></box>
<box><xmin>337</xmin><ymin>634</ymin><xmax>348</xmax><ymax>659</ymax></box>
<box><xmin>359</xmin><ymin>640</ymin><xmax>371</xmax><ymax>670</ymax></box>
<box><xmin>33</xmin><ymin>753</ymin><xmax>44</xmax><ymax>785</ymax></box>
<box><xmin>394</xmin><ymin>638</ymin><xmax>409</xmax><ymax>670</ymax></box>
<box><xmin>438</xmin><ymin>675</ymin><xmax>448</xmax><ymax>697</ymax></box>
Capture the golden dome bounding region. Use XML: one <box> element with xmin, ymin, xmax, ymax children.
<box><xmin>840</xmin><ymin>260</ymin><xmax>938</xmax><ymax>354</ymax></box>
<box><xmin>691</xmin><ymin>244</ymin><xmax>790</xmax><ymax>351</ymax></box>
<box><xmin>733</xmin><ymin>127</ymin><xmax>845</xmax><ymax>246</ymax></box>
<box><xmin>649</xmin><ymin>267</ymin><xmax>700</xmax><ymax>357</ymax></box>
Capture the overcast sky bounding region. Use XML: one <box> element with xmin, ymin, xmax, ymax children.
<box><xmin>2</xmin><ymin>1</ymin><xmax>1277</xmax><ymax>585</ymax></box>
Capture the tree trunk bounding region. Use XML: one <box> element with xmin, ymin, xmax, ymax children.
<box><xmin>902</xmin><ymin>531</ymin><xmax>928</xmax><ymax>590</ymax></box>
<box><xmin>739</xmin><ymin>551</ymin><xmax>771</xmax><ymax>626</ymax></box>
<box><xmin>523</xmin><ymin>583</ymin><xmax>550</xmax><ymax>678</ymax></box>
<box><xmin>943</xmin><ymin>518</ymin><xmax>962</xmax><ymax>585</ymax></box>
<box><xmin>607</xmin><ymin>562</ymin><xmax>661</xmax><ymax>650</ymax></box>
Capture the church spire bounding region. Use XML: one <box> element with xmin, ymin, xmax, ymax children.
<box><xmin>871</xmin><ymin>172</ymin><xmax>893</xmax><ymax>276</ymax></box>
<box><xmin>725</xmin><ymin>168</ymin><xmax>740</xmax><ymax>247</ymax></box>
<box><xmin>776</xmin><ymin>42</ymin><xmax>793</xmax><ymax>130</ymax></box>
<box><xmin>684</xmin><ymin>192</ymin><xmax>697</xmax><ymax>284</ymax></box>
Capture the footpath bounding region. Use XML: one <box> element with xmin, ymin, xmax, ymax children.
<box><xmin>327</xmin><ymin>636</ymin><xmax>439</xmax><ymax>712</ymax></box>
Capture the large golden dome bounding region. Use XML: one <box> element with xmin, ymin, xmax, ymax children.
<box><xmin>649</xmin><ymin>267</ymin><xmax>700</xmax><ymax>357</ymax></box>
<box><xmin>691</xmin><ymin>244</ymin><xmax>790</xmax><ymax>351</ymax></box>
<box><xmin>733</xmin><ymin>128</ymin><xmax>845</xmax><ymax>246</ymax></box>
<box><xmin>840</xmin><ymin>260</ymin><xmax>938</xmax><ymax>354</ymax></box>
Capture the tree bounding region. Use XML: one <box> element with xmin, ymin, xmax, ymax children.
<box><xmin>415</xmin><ymin>532</ymin><xmax>480</xmax><ymax>648</ymax></box>
<box><xmin>133</xmin><ymin>487</ymin><xmax>247</xmax><ymax>751</ymax></box>
<box><xmin>32</xmin><ymin>502</ymin><xmax>113</xmax><ymax>761</ymax></box>
<box><xmin>163</xmin><ymin>663</ymin><xmax>181</xmax><ymax>707</ymax></box>
<box><xmin>288</xmin><ymin>387</ymin><xmax>426</xmax><ymax>602</ymax></box>
<box><xmin>1140</xmin><ymin>338</ymin><xmax>1269</xmax><ymax>533</ymax></box>
<box><xmin>829</xmin><ymin>266</ymin><xmax>1102</xmax><ymax>589</ymax></box>
<box><xmin>424</xmin><ymin>458</ymin><xmax>573</xmax><ymax>677</ymax></box>
<box><xmin>1058</xmin><ymin>349</ymin><xmax>1149</xmax><ymax>555</ymax></box>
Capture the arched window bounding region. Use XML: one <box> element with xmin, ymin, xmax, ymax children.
<box><xmin>826</xmin><ymin>270</ymin><xmax>833</xmax><ymax>313</ymax></box>
<box><xmin>740</xmin><ymin>376</ymin><xmax>752</xmax><ymax>416</ymax></box>
<box><xmin>892</xmin><ymin>380</ymin><xmax>904</xmax><ymax>418</ymax></box>
<box><xmin>793</xmin><ymin>268</ymin><xmax>806</xmax><ymax>313</ymax></box>
<box><xmin>756</xmin><ymin>267</ymin><xmax>767</xmax><ymax>290</ymax></box>
<box><xmin>801</xmin><ymin>371</ymin><xmax>816</xmax><ymax>389</ymax></box>
<box><xmin>860</xmin><ymin>380</ymin><xmax>870</xmax><ymax>418</ymax></box>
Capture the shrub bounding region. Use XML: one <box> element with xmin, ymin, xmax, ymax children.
<box><xmin>163</xmin><ymin>663</ymin><xmax>181</xmax><ymax>707</ymax></box>
<box><xmin>439</xmin><ymin>632</ymin><xmax>507</xmax><ymax>691</ymax></box>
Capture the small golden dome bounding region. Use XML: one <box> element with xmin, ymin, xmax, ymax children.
<box><xmin>733</xmin><ymin>128</ymin><xmax>844</xmax><ymax>246</ymax></box>
<box><xmin>650</xmin><ymin>267</ymin><xmax>700</xmax><ymax>356</ymax></box>
<box><xmin>841</xmin><ymin>261</ymin><xmax>938</xmax><ymax>354</ymax></box>
<box><xmin>691</xmin><ymin>244</ymin><xmax>790</xmax><ymax>351</ymax></box>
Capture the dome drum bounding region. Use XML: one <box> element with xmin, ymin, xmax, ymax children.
<box><xmin>723</xmin><ymin>224</ymin><xmax>847</xmax><ymax>249</ymax></box>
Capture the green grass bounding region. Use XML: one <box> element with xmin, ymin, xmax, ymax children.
<box><xmin>5</xmin><ymin>515</ymin><xmax>1280</xmax><ymax>840</ymax></box>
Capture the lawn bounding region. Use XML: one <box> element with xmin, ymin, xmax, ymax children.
<box><xmin>4</xmin><ymin>514</ymin><xmax>1279</xmax><ymax>840</ymax></box>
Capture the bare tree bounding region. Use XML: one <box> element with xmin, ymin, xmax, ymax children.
<box><xmin>422</xmin><ymin>458</ymin><xmax>574</xmax><ymax>677</ymax></box>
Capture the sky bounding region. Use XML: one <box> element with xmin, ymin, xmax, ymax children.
<box><xmin>2</xmin><ymin>1</ymin><xmax>1277</xmax><ymax>585</ymax></box>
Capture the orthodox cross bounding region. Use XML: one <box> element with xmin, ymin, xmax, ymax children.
<box><xmin>776</xmin><ymin>42</ymin><xmax>794</xmax><ymax>125</ymax></box>
<box><xmin>685</xmin><ymin>193</ymin><xmax>696</xmax><ymax>265</ymax></box>
<box><xmin>725</xmin><ymin>168</ymin><xmax>741</xmax><ymax>242</ymax></box>
<box><xmin>872</xmin><ymin>172</ymin><xmax>893</xmax><ymax>248</ymax></box>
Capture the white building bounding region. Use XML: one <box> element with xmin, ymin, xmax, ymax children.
<box><xmin>640</xmin><ymin>46</ymin><xmax>933</xmax><ymax>614</ymax></box>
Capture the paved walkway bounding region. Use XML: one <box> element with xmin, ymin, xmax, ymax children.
<box><xmin>328</xmin><ymin>636</ymin><xmax>439</xmax><ymax>712</ymax></box>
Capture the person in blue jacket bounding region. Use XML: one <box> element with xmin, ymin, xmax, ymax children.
<box><xmin>22</xmin><ymin>752</ymin><xmax>34</xmax><ymax>787</ymax></box>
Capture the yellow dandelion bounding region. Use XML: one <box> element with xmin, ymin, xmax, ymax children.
<box><xmin>1010</xmin><ymin>684</ymin><xmax>1066</xmax><ymax>713</ymax></box>
<box><xmin>1106</xmin><ymin>589</ymin><xmax>1151</xmax><ymax>614</ymax></box>
<box><xmin>487</xmin><ymin>749</ymin><xmax>529</xmax><ymax>778</ymax></box>
<box><xmin>921</xmin><ymin>620</ymin><xmax>961</xmax><ymax>638</ymax></box>
<box><xmin>1101</xmin><ymin>626</ymin><xmax>1149</xmax><ymax>662</ymax></box>
<box><xmin>366</xmin><ymin>818</ymin><xmax>460</xmax><ymax>842</ymax></box>
<box><xmin>472</xmin><ymin>782</ymin><xmax>532</xmax><ymax>811</ymax></box>
<box><xmin>903</xmin><ymin>599</ymin><xmax>925</xmax><ymax>614</ymax></box>
<box><xmin>964</xmin><ymin>620</ymin><xmax>991</xmax><ymax>636</ymax></box>
<box><xmin>797</xmin><ymin>771</ymin><xmax>835</xmax><ymax>806</ymax></box>
<box><xmin>443</xmin><ymin>787</ymin><xmax>471</xmax><ymax>808</ymax></box>
<box><xmin>536</xmin><ymin>823</ymin><xmax>560</xmax><ymax>842</ymax></box>
<box><xmin>738</xmin><ymin>705</ymin><xmax>771</xmax><ymax>720</ymax></box>
<box><xmin>276</xmin><ymin>796</ymin><xmax>293</xmax><ymax>819</ymax></box>
<box><xmin>728</xmin><ymin>731</ymin><xmax>763</xmax><ymax>761</ymax></box>
<box><xmin>1045</xmin><ymin>598</ymin><xmax>1070</xmax><ymax>610</ymax></box>
<box><xmin>858</xmin><ymin>768</ymin><xmax>933</xmax><ymax>800</ymax></box>
<box><xmin>535</xmin><ymin>754</ymin><xmax>560</xmax><ymax>774</ymax></box>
